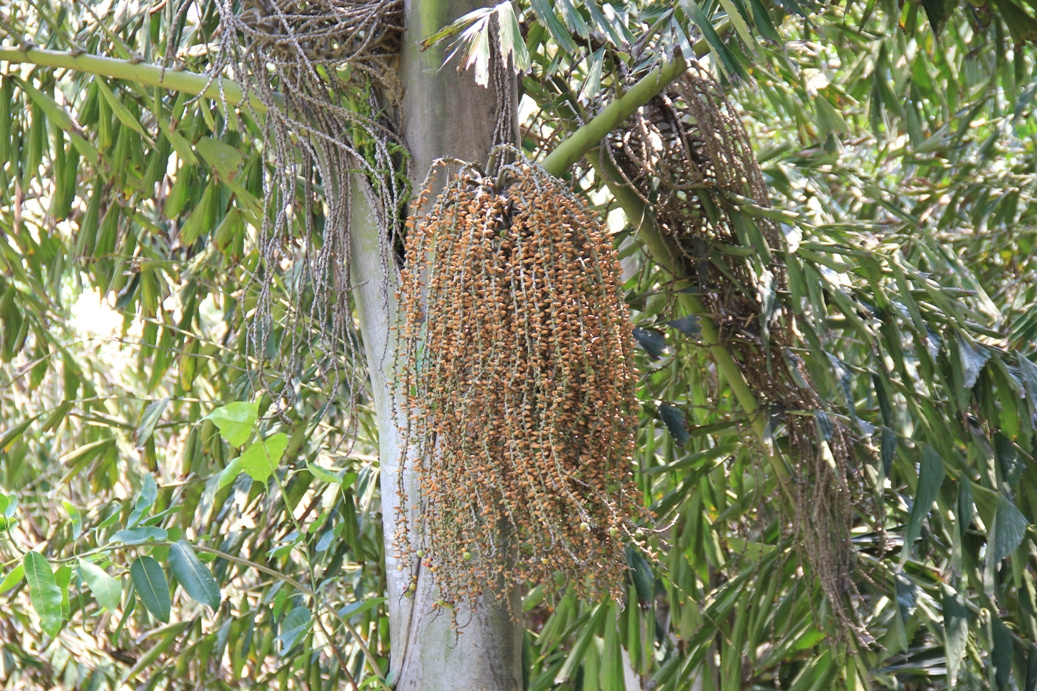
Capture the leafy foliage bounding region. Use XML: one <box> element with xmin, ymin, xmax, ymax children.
<box><xmin>1</xmin><ymin>0</ymin><xmax>1037</xmax><ymax>689</ymax></box>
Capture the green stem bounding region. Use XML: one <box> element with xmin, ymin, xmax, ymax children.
<box><xmin>0</xmin><ymin>46</ymin><xmax>265</xmax><ymax>112</ymax></box>
<box><xmin>586</xmin><ymin>147</ymin><xmax>791</xmax><ymax>485</ymax></box>
<box><xmin>542</xmin><ymin>58</ymin><xmax>686</xmax><ymax>177</ymax></box>
<box><xmin>541</xmin><ymin>22</ymin><xmax>729</xmax><ymax>177</ymax></box>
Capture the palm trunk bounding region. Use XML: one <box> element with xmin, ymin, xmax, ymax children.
<box><xmin>351</xmin><ymin>1</ymin><xmax>522</xmax><ymax>688</ymax></box>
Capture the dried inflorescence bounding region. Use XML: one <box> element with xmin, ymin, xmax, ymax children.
<box><xmin>209</xmin><ymin>0</ymin><xmax>405</xmax><ymax>413</ymax></box>
<box><xmin>609</xmin><ymin>64</ymin><xmax>861</xmax><ymax>630</ymax></box>
<box><xmin>395</xmin><ymin>159</ymin><xmax>642</xmax><ymax>615</ymax></box>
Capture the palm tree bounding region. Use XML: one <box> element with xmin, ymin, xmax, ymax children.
<box><xmin>1</xmin><ymin>0</ymin><xmax>1037</xmax><ymax>688</ymax></box>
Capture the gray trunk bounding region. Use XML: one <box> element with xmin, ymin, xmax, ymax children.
<box><xmin>350</xmin><ymin>1</ymin><xmax>522</xmax><ymax>688</ymax></box>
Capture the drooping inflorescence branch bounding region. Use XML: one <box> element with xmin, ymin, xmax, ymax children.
<box><xmin>605</xmin><ymin>63</ymin><xmax>861</xmax><ymax>631</ymax></box>
<box><xmin>208</xmin><ymin>0</ymin><xmax>406</xmax><ymax>415</ymax></box>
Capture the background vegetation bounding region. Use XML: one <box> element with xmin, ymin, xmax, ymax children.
<box><xmin>2</xmin><ymin>0</ymin><xmax>1037</xmax><ymax>688</ymax></box>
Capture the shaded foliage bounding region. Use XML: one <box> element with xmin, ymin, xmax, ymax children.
<box><xmin>0</xmin><ymin>0</ymin><xmax>1036</xmax><ymax>689</ymax></box>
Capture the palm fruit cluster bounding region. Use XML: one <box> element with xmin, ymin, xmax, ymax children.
<box><xmin>395</xmin><ymin>160</ymin><xmax>641</xmax><ymax>614</ymax></box>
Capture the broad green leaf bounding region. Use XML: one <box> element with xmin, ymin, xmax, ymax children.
<box><xmin>78</xmin><ymin>559</ymin><xmax>122</xmax><ymax>612</ymax></box>
<box><xmin>16</xmin><ymin>79</ymin><xmax>75</xmax><ymax>131</ymax></box>
<box><xmin>495</xmin><ymin>2</ymin><xmax>531</xmax><ymax>71</ymax></box>
<box><xmin>992</xmin><ymin>494</ymin><xmax>1028</xmax><ymax>562</ymax></box>
<box><xmin>632</xmin><ymin>327</ymin><xmax>667</xmax><ymax>360</ymax></box>
<box><xmin>658</xmin><ymin>403</ymin><xmax>690</xmax><ymax>446</ymax></box>
<box><xmin>213</xmin><ymin>209</ymin><xmax>245</xmax><ymax>258</ymax></box>
<box><xmin>421</xmin><ymin>6</ymin><xmax>492</xmax><ymax>48</ymax></box>
<box><xmin>894</xmin><ymin>571</ymin><xmax>917</xmax><ymax>622</ymax></box>
<box><xmin>0</xmin><ymin>564</ymin><xmax>24</xmax><ymax>593</ymax></box>
<box><xmin>815</xmin><ymin>94</ymin><xmax>851</xmax><ymax>137</ymax></box>
<box><xmin>62</xmin><ymin>500</ymin><xmax>82</xmax><ymax>539</ymax></box>
<box><xmin>59</xmin><ymin>437</ymin><xmax>116</xmax><ymax>469</ymax></box>
<box><xmin>990</xmin><ymin>0</ymin><xmax>1037</xmax><ymax>43</ymax></box>
<box><xmin>943</xmin><ymin>585</ymin><xmax>970</xmax><ymax>686</ymax></box>
<box><xmin>880</xmin><ymin>426</ymin><xmax>897</xmax><ymax>476</ymax></box>
<box><xmin>168</xmin><ymin>541</ymin><xmax>220</xmax><ymax>610</ymax></box>
<box><xmin>24</xmin><ymin>551</ymin><xmax>63</xmax><ymax>637</ymax></box>
<box><xmin>0</xmin><ymin>416</ymin><xmax>38</xmax><ymax>452</ymax></box>
<box><xmin>134</xmin><ymin>398</ymin><xmax>170</xmax><ymax>449</ymax></box>
<box><xmin>179</xmin><ymin>180</ymin><xmax>219</xmax><ymax>245</ymax></box>
<box><xmin>991</xmin><ymin>615</ymin><xmax>1014</xmax><ymax>690</ymax></box>
<box><xmin>957</xmin><ymin>333</ymin><xmax>991</xmax><ymax>390</ymax></box>
<box><xmin>716</xmin><ymin>0</ymin><xmax>759</xmax><ymax>54</ymax></box>
<box><xmin>130</xmin><ymin>556</ymin><xmax>170</xmax><ymax>623</ymax></box>
<box><xmin>240</xmin><ymin>433</ymin><xmax>289</xmax><ymax>483</ymax></box>
<box><xmin>1018</xmin><ymin>355</ymin><xmax>1037</xmax><ymax>409</ymax></box>
<box><xmin>555</xmin><ymin>0</ymin><xmax>589</xmax><ymax>36</ymax></box>
<box><xmin>902</xmin><ymin>445</ymin><xmax>945</xmax><ymax>559</ymax></box>
<box><xmin>163</xmin><ymin>162</ymin><xmax>195</xmax><ymax>219</ymax></box>
<box><xmin>306</xmin><ymin>461</ymin><xmax>342</xmax><ymax>484</ymax></box>
<box><xmin>668</xmin><ymin>315</ymin><xmax>701</xmax><ymax>338</ymax></box>
<box><xmin>55</xmin><ymin>565</ymin><xmax>71</xmax><ymax>619</ymax></box>
<box><xmin>93</xmin><ymin>78</ymin><xmax>154</xmax><ymax>145</ymax></box>
<box><xmin>127</xmin><ymin>473</ymin><xmax>158</xmax><ymax>527</ymax></box>
<box><xmin>921</xmin><ymin>0</ymin><xmax>952</xmax><ymax>34</ymax></box>
<box><xmin>204</xmin><ymin>401</ymin><xmax>259</xmax><ymax>447</ymax></box>
<box><xmin>218</xmin><ymin>456</ymin><xmax>245</xmax><ymax>489</ymax></box>
<box><xmin>459</xmin><ymin>16</ymin><xmax>493</xmax><ymax>87</ymax></box>
<box><xmin>276</xmin><ymin>606</ymin><xmax>312</xmax><ymax>655</ymax></box>
<box><xmin>530</xmin><ymin>0</ymin><xmax>579</xmax><ymax>53</ymax></box>
<box><xmin>555</xmin><ymin>602</ymin><xmax>608</xmax><ymax>683</ymax></box>
<box><xmin>814</xmin><ymin>409</ymin><xmax>834</xmax><ymax>441</ymax></box>
<box><xmin>41</xmin><ymin>402</ymin><xmax>72</xmax><ymax>434</ymax></box>
<box><xmin>195</xmin><ymin>136</ymin><xmax>244</xmax><ymax>181</ymax></box>
<box><xmin>680</xmin><ymin>0</ymin><xmax>748</xmax><ymax>80</ymax></box>
<box><xmin>746</xmin><ymin>0</ymin><xmax>780</xmax><ymax>39</ymax></box>
<box><xmin>628</xmin><ymin>547</ymin><xmax>655</xmax><ymax>603</ymax></box>
<box><xmin>337</xmin><ymin>597</ymin><xmax>387</xmax><ymax>621</ymax></box>
<box><xmin>68</xmin><ymin>133</ymin><xmax>100</xmax><ymax>166</ymax></box>
<box><xmin>994</xmin><ymin>432</ymin><xmax>1023</xmax><ymax>488</ymax></box>
<box><xmin>110</xmin><ymin>526</ymin><xmax>168</xmax><ymax>545</ymax></box>
<box><xmin>119</xmin><ymin>620</ymin><xmax>191</xmax><ymax>685</ymax></box>
<box><xmin>579</xmin><ymin>48</ymin><xmax>606</xmax><ymax>103</ymax></box>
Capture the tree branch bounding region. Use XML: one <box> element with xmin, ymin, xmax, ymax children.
<box><xmin>0</xmin><ymin>38</ymin><xmax>707</xmax><ymax>176</ymax></box>
<box><xmin>0</xmin><ymin>46</ymin><xmax>265</xmax><ymax>112</ymax></box>
<box><xmin>541</xmin><ymin>57</ymin><xmax>688</xmax><ymax>177</ymax></box>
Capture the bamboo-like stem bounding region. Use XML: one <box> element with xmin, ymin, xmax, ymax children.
<box><xmin>541</xmin><ymin>57</ymin><xmax>687</xmax><ymax>177</ymax></box>
<box><xmin>0</xmin><ymin>40</ymin><xmax>700</xmax><ymax>177</ymax></box>
<box><xmin>0</xmin><ymin>46</ymin><xmax>265</xmax><ymax>112</ymax></box>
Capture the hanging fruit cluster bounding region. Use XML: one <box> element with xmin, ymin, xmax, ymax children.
<box><xmin>395</xmin><ymin>159</ymin><xmax>641</xmax><ymax>614</ymax></box>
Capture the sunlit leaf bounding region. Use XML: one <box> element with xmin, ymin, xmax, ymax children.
<box><xmin>203</xmin><ymin>402</ymin><xmax>259</xmax><ymax>448</ymax></box>
<box><xmin>240</xmin><ymin>433</ymin><xmax>289</xmax><ymax>484</ymax></box>
<box><xmin>78</xmin><ymin>559</ymin><xmax>122</xmax><ymax>612</ymax></box>
<box><xmin>24</xmin><ymin>552</ymin><xmax>63</xmax><ymax>637</ymax></box>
